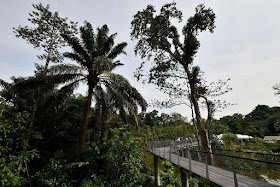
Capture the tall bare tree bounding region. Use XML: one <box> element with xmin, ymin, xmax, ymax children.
<box><xmin>13</xmin><ymin>3</ymin><xmax>77</xmax><ymax>150</ymax></box>
<box><xmin>131</xmin><ymin>3</ymin><xmax>217</xmax><ymax>152</ymax></box>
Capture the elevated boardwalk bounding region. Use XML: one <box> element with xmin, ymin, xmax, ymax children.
<box><xmin>149</xmin><ymin>146</ymin><xmax>276</xmax><ymax>187</ymax></box>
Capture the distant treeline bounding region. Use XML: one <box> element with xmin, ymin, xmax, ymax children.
<box><xmin>211</xmin><ymin>105</ymin><xmax>280</xmax><ymax>137</ymax></box>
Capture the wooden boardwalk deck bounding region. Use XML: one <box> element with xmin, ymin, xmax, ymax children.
<box><xmin>149</xmin><ymin>147</ymin><xmax>276</xmax><ymax>187</ymax></box>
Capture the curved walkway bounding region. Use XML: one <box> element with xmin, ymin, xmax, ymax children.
<box><xmin>149</xmin><ymin>146</ymin><xmax>276</xmax><ymax>187</ymax></box>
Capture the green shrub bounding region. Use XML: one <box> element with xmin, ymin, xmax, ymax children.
<box><xmin>160</xmin><ymin>161</ymin><xmax>181</xmax><ymax>187</ymax></box>
<box><xmin>0</xmin><ymin>112</ymin><xmax>38</xmax><ymax>186</ymax></box>
<box><xmin>222</xmin><ymin>133</ymin><xmax>238</xmax><ymax>147</ymax></box>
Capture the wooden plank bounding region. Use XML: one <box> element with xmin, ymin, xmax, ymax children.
<box><xmin>150</xmin><ymin>147</ymin><xmax>275</xmax><ymax>187</ymax></box>
<box><xmin>154</xmin><ymin>149</ymin><xmax>270</xmax><ymax>187</ymax></box>
<box><xmin>169</xmin><ymin>154</ymin><xmax>239</xmax><ymax>186</ymax></box>
<box><xmin>176</xmin><ymin>155</ymin><xmax>271</xmax><ymax>187</ymax></box>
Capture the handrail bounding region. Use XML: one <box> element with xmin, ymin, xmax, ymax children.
<box><xmin>148</xmin><ymin>141</ymin><xmax>280</xmax><ymax>165</ymax></box>
<box><xmin>148</xmin><ymin>140</ymin><xmax>279</xmax><ymax>186</ymax></box>
<box><xmin>189</xmin><ymin>148</ymin><xmax>280</xmax><ymax>165</ymax></box>
<box><xmin>196</xmin><ymin>145</ymin><xmax>280</xmax><ymax>157</ymax></box>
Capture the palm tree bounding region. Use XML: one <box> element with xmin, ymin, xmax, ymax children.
<box><xmin>62</xmin><ymin>21</ymin><xmax>147</xmax><ymax>157</ymax></box>
<box><xmin>0</xmin><ymin>67</ymin><xmax>82</xmax><ymax>151</ymax></box>
<box><xmin>93</xmin><ymin>77</ymin><xmax>147</xmax><ymax>143</ymax></box>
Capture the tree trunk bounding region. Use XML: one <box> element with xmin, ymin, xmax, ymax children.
<box><xmin>23</xmin><ymin>44</ymin><xmax>53</xmax><ymax>152</ymax></box>
<box><xmin>190</xmin><ymin>91</ymin><xmax>212</xmax><ymax>164</ymax></box>
<box><xmin>189</xmin><ymin>82</ymin><xmax>211</xmax><ymax>148</ymax></box>
<box><xmin>184</xmin><ymin>65</ymin><xmax>212</xmax><ymax>164</ymax></box>
<box><xmin>23</xmin><ymin>94</ymin><xmax>41</xmax><ymax>152</ymax></box>
<box><xmin>100</xmin><ymin>121</ymin><xmax>106</xmax><ymax>145</ymax></box>
<box><xmin>78</xmin><ymin>83</ymin><xmax>94</xmax><ymax>157</ymax></box>
<box><xmin>0</xmin><ymin>101</ymin><xmax>6</xmax><ymax>117</ymax></box>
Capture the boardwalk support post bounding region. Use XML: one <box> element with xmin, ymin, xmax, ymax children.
<box><xmin>180</xmin><ymin>169</ymin><xmax>190</xmax><ymax>187</ymax></box>
<box><xmin>232</xmin><ymin>158</ymin><xmax>238</xmax><ymax>187</ymax></box>
<box><xmin>154</xmin><ymin>155</ymin><xmax>160</xmax><ymax>187</ymax></box>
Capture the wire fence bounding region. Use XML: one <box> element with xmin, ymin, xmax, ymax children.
<box><xmin>147</xmin><ymin>140</ymin><xmax>280</xmax><ymax>186</ymax></box>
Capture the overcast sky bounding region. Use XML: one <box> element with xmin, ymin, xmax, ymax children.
<box><xmin>1</xmin><ymin>0</ymin><xmax>280</xmax><ymax>120</ymax></box>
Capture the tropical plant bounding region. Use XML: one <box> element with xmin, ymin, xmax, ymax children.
<box><xmin>0</xmin><ymin>112</ymin><xmax>38</xmax><ymax>186</ymax></box>
<box><xmin>221</xmin><ymin>133</ymin><xmax>238</xmax><ymax>147</ymax></box>
<box><xmin>62</xmin><ymin>21</ymin><xmax>147</xmax><ymax>157</ymax></box>
<box><xmin>93</xmin><ymin>127</ymin><xmax>152</xmax><ymax>187</ymax></box>
<box><xmin>160</xmin><ymin>161</ymin><xmax>181</xmax><ymax>187</ymax></box>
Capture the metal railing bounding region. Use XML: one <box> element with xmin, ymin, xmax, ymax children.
<box><xmin>148</xmin><ymin>140</ymin><xmax>280</xmax><ymax>186</ymax></box>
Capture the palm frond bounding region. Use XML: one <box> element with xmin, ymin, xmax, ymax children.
<box><xmin>129</xmin><ymin>86</ymin><xmax>147</xmax><ymax>111</ymax></box>
<box><xmin>61</xmin><ymin>33</ymin><xmax>90</xmax><ymax>64</ymax></box>
<box><xmin>80</xmin><ymin>21</ymin><xmax>95</xmax><ymax>56</ymax></box>
<box><xmin>63</xmin><ymin>52</ymin><xmax>87</xmax><ymax>67</ymax></box>
<box><xmin>48</xmin><ymin>64</ymin><xmax>84</xmax><ymax>75</ymax></box>
<box><xmin>0</xmin><ymin>79</ymin><xmax>10</xmax><ymax>90</ymax></box>
<box><xmin>59</xmin><ymin>79</ymin><xmax>82</xmax><ymax>96</ymax></box>
<box><xmin>103</xmin><ymin>33</ymin><xmax>117</xmax><ymax>55</ymax></box>
<box><xmin>105</xmin><ymin>84</ymin><xmax>139</xmax><ymax>127</ymax></box>
<box><xmin>100</xmin><ymin>72</ymin><xmax>147</xmax><ymax>126</ymax></box>
<box><xmin>93</xmin><ymin>57</ymin><xmax>114</xmax><ymax>73</ymax></box>
<box><xmin>104</xmin><ymin>72</ymin><xmax>147</xmax><ymax>111</ymax></box>
<box><xmin>107</xmin><ymin>42</ymin><xmax>127</xmax><ymax>59</ymax></box>
<box><xmin>111</xmin><ymin>60</ymin><xmax>124</xmax><ymax>71</ymax></box>
<box><xmin>16</xmin><ymin>73</ymin><xmax>83</xmax><ymax>89</ymax></box>
<box><xmin>96</xmin><ymin>25</ymin><xmax>110</xmax><ymax>55</ymax></box>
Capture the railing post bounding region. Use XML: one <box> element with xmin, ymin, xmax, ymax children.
<box><xmin>255</xmin><ymin>165</ymin><xmax>259</xmax><ymax>180</ymax></box>
<box><xmin>206</xmin><ymin>150</ymin><xmax>209</xmax><ymax>180</ymax></box>
<box><xmin>187</xmin><ymin>147</ymin><xmax>192</xmax><ymax>174</ymax></box>
<box><xmin>181</xmin><ymin>141</ymin><xmax>184</xmax><ymax>158</ymax></box>
<box><xmin>156</xmin><ymin>141</ymin><xmax>159</xmax><ymax>154</ymax></box>
<box><xmin>232</xmin><ymin>158</ymin><xmax>238</xmax><ymax>187</ymax></box>
<box><xmin>210</xmin><ymin>147</ymin><xmax>215</xmax><ymax>166</ymax></box>
<box><xmin>169</xmin><ymin>142</ymin><xmax>172</xmax><ymax>161</ymax></box>
<box><xmin>177</xmin><ymin>145</ymin><xmax>180</xmax><ymax>167</ymax></box>
<box><xmin>197</xmin><ymin>146</ymin><xmax>202</xmax><ymax>162</ymax></box>
<box><xmin>164</xmin><ymin>145</ymin><xmax>166</xmax><ymax>159</ymax></box>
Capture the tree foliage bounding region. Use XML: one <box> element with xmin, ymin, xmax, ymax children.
<box><xmin>0</xmin><ymin>112</ymin><xmax>38</xmax><ymax>186</ymax></box>
<box><xmin>160</xmin><ymin>161</ymin><xmax>181</xmax><ymax>187</ymax></box>
<box><xmin>131</xmin><ymin>2</ymin><xmax>217</xmax><ymax>150</ymax></box>
<box><xmin>62</xmin><ymin>21</ymin><xmax>147</xmax><ymax>157</ymax></box>
<box><xmin>13</xmin><ymin>3</ymin><xmax>77</xmax><ymax>64</ymax></box>
<box><xmin>221</xmin><ymin>133</ymin><xmax>238</xmax><ymax>147</ymax></box>
<box><xmin>218</xmin><ymin>105</ymin><xmax>280</xmax><ymax>137</ymax></box>
<box><xmin>0</xmin><ymin>3</ymin><xmax>150</xmax><ymax>186</ymax></box>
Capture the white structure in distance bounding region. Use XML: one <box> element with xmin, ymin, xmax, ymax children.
<box><xmin>214</xmin><ymin>134</ymin><xmax>254</xmax><ymax>144</ymax></box>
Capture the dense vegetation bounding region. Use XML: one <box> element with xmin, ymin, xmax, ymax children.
<box><xmin>211</xmin><ymin>105</ymin><xmax>280</xmax><ymax>137</ymax></box>
<box><xmin>0</xmin><ymin>4</ymin><xmax>151</xmax><ymax>186</ymax></box>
